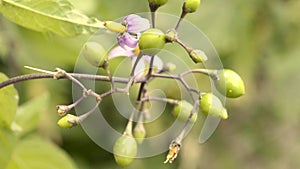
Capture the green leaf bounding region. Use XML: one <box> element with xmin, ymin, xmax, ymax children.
<box><xmin>0</xmin><ymin>73</ymin><xmax>19</xmax><ymax>127</ymax></box>
<box><xmin>13</xmin><ymin>93</ymin><xmax>49</xmax><ymax>136</ymax></box>
<box><xmin>5</xmin><ymin>136</ymin><xmax>78</xmax><ymax>169</ymax></box>
<box><xmin>0</xmin><ymin>0</ymin><xmax>105</xmax><ymax>37</ymax></box>
<box><xmin>0</xmin><ymin>127</ymin><xmax>17</xmax><ymax>169</ymax></box>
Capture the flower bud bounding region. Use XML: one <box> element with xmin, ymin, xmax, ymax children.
<box><xmin>189</xmin><ymin>49</ymin><xmax>207</xmax><ymax>63</ymax></box>
<box><xmin>133</xmin><ymin>123</ymin><xmax>146</xmax><ymax>144</ymax></box>
<box><xmin>199</xmin><ymin>93</ymin><xmax>228</xmax><ymax>119</ymax></box>
<box><xmin>214</xmin><ymin>69</ymin><xmax>245</xmax><ymax>98</ymax></box>
<box><xmin>57</xmin><ymin>114</ymin><xmax>79</xmax><ymax>128</ymax></box>
<box><xmin>165</xmin><ymin>29</ymin><xmax>178</xmax><ymax>42</ymax></box>
<box><xmin>113</xmin><ymin>135</ymin><xmax>137</xmax><ymax>167</ymax></box>
<box><xmin>56</xmin><ymin>105</ymin><xmax>70</xmax><ymax>116</ymax></box>
<box><xmin>184</xmin><ymin>0</ymin><xmax>201</xmax><ymax>13</ymax></box>
<box><xmin>139</xmin><ymin>28</ymin><xmax>166</xmax><ymax>56</ymax></box>
<box><xmin>165</xmin><ymin>62</ymin><xmax>176</xmax><ymax>71</ymax></box>
<box><xmin>173</xmin><ymin>100</ymin><xmax>197</xmax><ymax>123</ymax></box>
<box><xmin>104</xmin><ymin>21</ymin><xmax>126</xmax><ymax>33</ymax></box>
<box><xmin>82</xmin><ymin>42</ymin><xmax>108</xmax><ymax>68</ymax></box>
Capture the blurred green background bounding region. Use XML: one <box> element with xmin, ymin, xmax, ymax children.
<box><xmin>1</xmin><ymin>0</ymin><xmax>300</xmax><ymax>169</ymax></box>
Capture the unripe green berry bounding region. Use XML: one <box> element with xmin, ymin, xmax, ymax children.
<box><xmin>133</xmin><ymin>123</ymin><xmax>146</xmax><ymax>144</ymax></box>
<box><xmin>214</xmin><ymin>69</ymin><xmax>245</xmax><ymax>98</ymax></box>
<box><xmin>173</xmin><ymin>100</ymin><xmax>197</xmax><ymax>123</ymax></box>
<box><xmin>199</xmin><ymin>93</ymin><xmax>228</xmax><ymax>119</ymax></box>
<box><xmin>189</xmin><ymin>49</ymin><xmax>207</xmax><ymax>63</ymax></box>
<box><xmin>82</xmin><ymin>42</ymin><xmax>107</xmax><ymax>68</ymax></box>
<box><xmin>113</xmin><ymin>135</ymin><xmax>137</xmax><ymax>167</ymax></box>
<box><xmin>57</xmin><ymin>114</ymin><xmax>79</xmax><ymax>128</ymax></box>
<box><xmin>148</xmin><ymin>0</ymin><xmax>168</xmax><ymax>6</ymax></box>
<box><xmin>184</xmin><ymin>0</ymin><xmax>201</xmax><ymax>13</ymax></box>
<box><xmin>139</xmin><ymin>28</ymin><xmax>166</xmax><ymax>56</ymax></box>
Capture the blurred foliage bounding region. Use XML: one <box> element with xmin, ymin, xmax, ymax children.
<box><xmin>0</xmin><ymin>0</ymin><xmax>300</xmax><ymax>169</ymax></box>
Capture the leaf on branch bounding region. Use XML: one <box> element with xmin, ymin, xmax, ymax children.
<box><xmin>0</xmin><ymin>0</ymin><xmax>105</xmax><ymax>37</ymax></box>
<box><xmin>0</xmin><ymin>73</ymin><xmax>19</xmax><ymax>127</ymax></box>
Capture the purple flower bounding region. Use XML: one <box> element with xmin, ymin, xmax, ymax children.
<box><xmin>122</xmin><ymin>14</ymin><xmax>150</xmax><ymax>34</ymax></box>
<box><xmin>117</xmin><ymin>33</ymin><xmax>138</xmax><ymax>48</ymax></box>
<box><xmin>117</xmin><ymin>14</ymin><xmax>150</xmax><ymax>48</ymax></box>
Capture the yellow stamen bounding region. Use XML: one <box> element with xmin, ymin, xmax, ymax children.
<box><xmin>104</xmin><ymin>21</ymin><xmax>126</xmax><ymax>33</ymax></box>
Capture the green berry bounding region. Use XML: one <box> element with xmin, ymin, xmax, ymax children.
<box><xmin>148</xmin><ymin>0</ymin><xmax>168</xmax><ymax>6</ymax></box>
<box><xmin>57</xmin><ymin>114</ymin><xmax>79</xmax><ymax>128</ymax></box>
<box><xmin>133</xmin><ymin>123</ymin><xmax>146</xmax><ymax>144</ymax></box>
<box><xmin>184</xmin><ymin>0</ymin><xmax>201</xmax><ymax>13</ymax></box>
<box><xmin>82</xmin><ymin>42</ymin><xmax>107</xmax><ymax>68</ymax></box>
<box><xmin>189</xmin><ymin>49</ymin><xmax>207</xmax><ymax>63</ymax></box>
<box><xmin>139</xmin><ymin>28</ymin><xmax>166</xmax><ymax>56</ymax></box>
<box><xmin>199</xmin><ymin>93</ymin><xmax>228</xmax><ymax>119</ymax></box>
<box><xmin>214</xmin><ymin>69</ymin><xmax>245</xmax><ymax>98</ymax></box>
<box><xmin>113</xmin><ymin>135</ymin><xmax>137</xmax><ymax>167</ymax></box>
<box><xmin>173</xmin><ymin>100</ymin><xmax>197</xmax><ymax>123</ymax></box>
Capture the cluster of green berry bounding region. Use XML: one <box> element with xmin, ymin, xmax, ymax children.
<box><xmin>55</xmin><ymin>0</ymin><xmax>245</xmax><ymax>167</ymax></box>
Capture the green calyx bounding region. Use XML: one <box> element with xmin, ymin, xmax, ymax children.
<box><xmin>189</xmin><ymin>49</ymin><xmax>207</xmax><ymax>63</ymax></box>
<box><xmin>214</xmin><ymin>69</ymin><xmax>245</xmax><ymax>98</ymax></box>
<box><xmin>57</xmin><ymin>114</ymin><xmax>79</xmax><ymax>128</ymax></box>
<box><xmin>173</xmin><ymin>100</ymin><xmax>197</xmax><ymax>123</ymax></box>
<box><xmin>184</xmin><ymin>0</ymin><xmax>201</xmax><ymax>13</ymax></box>
<box><xmin>133</xmin><ymin>123</ymin><xmax>146</xmax><ymax>144</ymax></box>
<box><xmin>199</xmin><ymin>93</ymin><xmax>228</xmax><ymax>119</ymax></box>
<box><xmin>82</xmin><ymin>42</ymin><xmax>108</xmax><ymax>68</ymax></box>
<box><xmin>113</xmin><ymin>135</ymin><xmax>137</xmax><ymax>167</ymax></box>
<box><xmin>139</xmin><ymin>28</ymin><xmax>166</xmax><ymax>56</ymax></box>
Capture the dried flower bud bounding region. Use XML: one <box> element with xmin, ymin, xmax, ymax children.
<box><xmin>164</xmin><ymin>141</ymin><xmax>181</xmax><ymax>164</ymax></box>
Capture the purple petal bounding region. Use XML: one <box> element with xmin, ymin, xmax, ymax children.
<box><xmin>123</xmin><ymin>14</ymin><xmax>150</xmax><ymax>33</ymax></box>
<box><xmin>108</xmin><ymin>46</ymin><xmax>134</xmax><ymax>60</ymax></box>
<box><xmin>117</xmin><ymin>33</ymin><xmax>138</xmax><ymax>48</ymax></box>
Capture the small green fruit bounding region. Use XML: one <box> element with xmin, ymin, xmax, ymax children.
<box><xmin>113</xmin><ymin>135</ymin><xmax>137</xmax><ymax>167</ymax></box>
<box><xmin>214</xmin><ymin>69</ymin><xmax>245</xmax><ymax>98</ymax></box>
<box><xmin>199</xmin><ymin>93</ymin><xmax>228</xmax><ymax>119</ymax></box>
<box><xmin>139</xmin><ymin>28</ymin><xmax>166</xmax><ymax>55</ymax></box>
<box><xmin>57</xmin><ymin>114</ymin><xmax>79</xmax><ymax>128</ymax></box>
<box><xmin>82</xmin><ymin>42</ymin><xmax>107</xmax><ymax>67</ymax></box>
<box><xmin>184</xmin><ymin>0</ymin><xmax>201</xmax><ymax>13</ymax></box>
<box><xmin>133</xmin><ymin>123</ymin><xmax>146</xmax><ymax>144</ymax></box>
<box><xmin>173</xmin><ymin>100</ymin><xmax>197</xmax><ymax>123</ymax></box>
<box><xmin>189</xmin><ymin>49</ymin><xmax>207</xmax><ymax>63</ymax></box>
<box><xmin>148</xmin><ymin>0</ymin><xmax>168</xmax><ymax>6</ymax></box>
